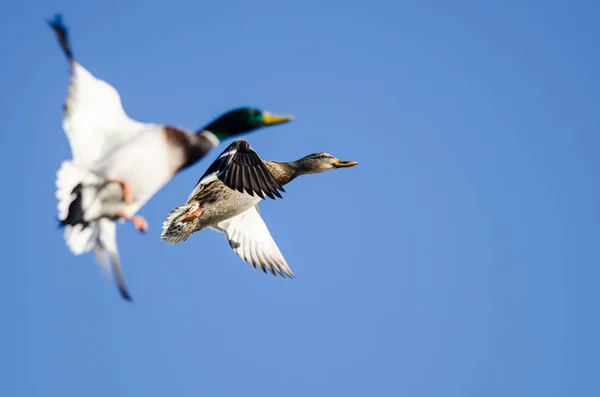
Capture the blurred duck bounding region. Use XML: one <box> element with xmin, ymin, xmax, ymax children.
<box><xmin>49</xmin><ymin>15</ymin><xmax>293</xmax><ymax>300</ymax></box>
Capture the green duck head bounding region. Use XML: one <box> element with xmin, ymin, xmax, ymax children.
<box><xmin>201</xmin><ymin>107</ymin><xmax>294</xmax><ymax>140</ymax></box>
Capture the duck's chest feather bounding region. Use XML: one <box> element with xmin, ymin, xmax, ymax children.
<box><xmin>94</xmin><ymin>125</ymin><xmax>213</xmax><ymax>214</ymax></box>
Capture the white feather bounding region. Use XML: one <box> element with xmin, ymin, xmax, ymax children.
<box><xmin>199</xmin><ymin>130</ymin><xmax>220</xmax><ymax>147</ymax></box>
<box><xmin>211</xmin><ymin>206</ymin><xmax>294</xmax><ymax>278</ymax></box>
<box><xmin>64</xmin><ymin>63</ymin><xmax>146</xmax><ymax>166</ymax></box>
<box><xmin>218</xmin><ymin>149</ymin><xmax>237</xmax><ymax>159</ymax></box>
<box><xmin>55</xmin><ymin>161</ymin><xmax>103</xmax><ymax>221</ymax></box>
<box><xmin>63</xmin><ymin>223</ymin><xmax>98</xmax><ymax>255</ymax></box>
<box><xmin>55</xmin><ymin>62</ymin><xmax>150</xmax><ymax>300</ymax></box>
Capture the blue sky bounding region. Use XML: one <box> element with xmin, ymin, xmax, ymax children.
<box><xmin>1</xmin><ymin>0</ymin><xmax>599</xmax><ymax>395</ymax></box>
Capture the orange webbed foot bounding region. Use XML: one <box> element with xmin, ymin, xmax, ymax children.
<box><xmin>116</xmin><ymin>212</ymin><xmax>148</xmax><ymax>233</ymax></box>
<box><xmin>107</xmin><ymin>179</ymin><xmax>134</xmax><ymax>204</ymax></box>
<box><xmin>131</xmin><ymin>216</ymin><xmax>148</xmax><ymax>233</ymax></box>
<box><xmin>181</xmin><ymin>206</ymin><xmax>203</xmax><ymax>223</ymax></box>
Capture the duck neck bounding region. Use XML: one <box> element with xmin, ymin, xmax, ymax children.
<box><xmin>196</xmin><ymin>129</ymin><xmax>220</xmax><ymax>147</ymax></box>
<box><xmin>166</xmin><ymin>128</ymin><xmax>218</xmax><ymax>172</ymax></box>
<box><xmin>266</xmin><ymin>160</ymin><xmax>312</xmax><ymax>186</ymax></box>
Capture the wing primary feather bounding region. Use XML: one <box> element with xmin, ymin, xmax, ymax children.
<box><xmin>265</xmin><ymin>169</ymin><xmax>285</xmax><ymax>198</ymax></box>
<box><xmin>246</xmin><ymin>166</ymin><xmax>264</xmax><ymax>199</ymax></box>
<box><xmin>269</xmin><ymin>256</ymin><xmax>286</xmax><ymax>277</ymax></box>
<box><xmin>266</xmin><ymin>259</ymin><xmax>277</xmax><ymax>276</ymax></box>
<box><xmin>48</xmin><ymin>15</ymin><xmax>74</xmax><ymax>64</ymax></box>
<box><xmin>252</xmin><ymin>242</ymin><xmax>271</xmax><ymax>275</ymax></box>
<box><xmin>219</xmin><ymin>167</ymin><xmax>230</xmax><ymax>190</ymax></box>
<box><xmin>244</xmin><ymin>167</ymin><xmax>264</xmax><ymax>199</ymax></box>
<box><xmin>231</xmin><ymin>165</ymin><xmax>241</xmax><ymax>193</ymax></box>
<box><xmin>224</xmin><ymin>167</ymin><xmax>237</xmax><ymax>193</ymax></box>
<box><xmin>256</xmin><ymin>163</ymin><xmax>281</xmax><ymax>196</ymax></box>
<box><xmin>216</xmin><ymin>207</ymin><xmax>293</xmax><ymax>278</ymax></box>
<box><xmin>247</xmin><ymin>151</ymin><xmax>274</xmax><ymax>197</ymax></box>
<box><xmin>239</xmin><ymin>163</ymin><xmax>246</xmax><ymax>193</ymax></box>
<box><xmin>210</xmin><ymin>140</ymin><xmax>287</xmax><ymax>199</ymax></box>
<box><xmin>253</xmin><ymin>166</ymin><xmax>275</xmax><ymax>199</ymax></box>
<box><xmin>256</xmin><ymin>166</ymin><xmax>281</xmax><ymax>199</ymax></box>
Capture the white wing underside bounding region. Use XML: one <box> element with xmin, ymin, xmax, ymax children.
<box><xmin>56</xmin><ymin>61</ymin><xmax>142</xmax><ymax>300</ymax></box>
<box><xmin>211</xmin><ymin>206</ymin><xmax>294</xmax><ymax>278</ymax></box>
<box><xmin>64</xmin><ymin>62</ymin><xmax>146</xmax><ymax>166</ymax></box>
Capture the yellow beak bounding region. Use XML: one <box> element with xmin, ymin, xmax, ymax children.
<box><xmin>333</xmin><ymin>159</ymin><xmax>359</xmax><ymax>168</ymax></box>
<box><xmin>262</xmin><ymin>111</ymin><xmax>295</xmax><ymax>126</ymax></box>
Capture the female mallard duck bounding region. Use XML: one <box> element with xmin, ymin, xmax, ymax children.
<box><xmin>161</xmin><ymin>139</ymin><xmax>358</xmax><ymax>277</ymax></box>
<box><xmin>49</xmin><ymin>16</ymin><xmax>293</xmax><ymax>300</ymax></box>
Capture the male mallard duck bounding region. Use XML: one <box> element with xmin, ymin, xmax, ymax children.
<box><xmin>49</xmin><ymin>15</ymin><xmax>293</xmax><ymax>300</ymax></box>
<box><xmin>161</xmin><ymin>139</ymin><xmax>358</xmax><ymax>277</ymax></box>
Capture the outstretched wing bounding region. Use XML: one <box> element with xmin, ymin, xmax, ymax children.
<box><xmin>211</xmin><ymin>205</ymin><xmax>294</xmax><ymax>278</ymax></box>
<box><xmin>49</xmin><ymin>15</ymin><xmax>146</xmax><ymax>166</ymax></box>
<box><xmin>188</xmin><ymin>139</ymin><xmax>285</xmax><ymax>201</ymax></box>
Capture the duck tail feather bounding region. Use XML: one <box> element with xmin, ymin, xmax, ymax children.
<box><xmin>161</xmin><ymin>203</ymin><xmax>200</xmax><ymax>244</ymax></box>
<box><xmin>62</xmin><ymin>222</ymin><xmax>99</xmax><ymax>255</ymax></box>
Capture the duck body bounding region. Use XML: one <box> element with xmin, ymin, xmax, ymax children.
<box><xmin>161</xmin><ymin>139</ymin><xmax>358</xmax><ymax>276</ymax></box>
<box><xmin>92</xmin><ymin>125</ymin><xmax>180</xmax><ymax>219</ymax></box>
<box><xmin>85</xmin><ymin>125</ymin><xmax>216</xmax><ymax>220</ymax></box>
<box><xmin>163</xmin><ymin>160</ymin><xmax>296</xmax><ymax>235</ymax></box>
<box><xmin>162</xmin><ymin>139</ymin><xmax>285</xmax><ymax>243</ymax></box>
<box><xmin>183</xmin><ymin>182</ymin><xmax>262</xmax><ymax>229</ymax></box>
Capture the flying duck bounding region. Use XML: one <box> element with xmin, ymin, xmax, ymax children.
<box><xmin>49</xmin><ymin>15</ymin><xmax>293</xmax><ymax>300</ymax></box>
<box><xmin>161</xmin><ymin>139</ymin><xmax>358</xmax><ymax>277</ymax></box>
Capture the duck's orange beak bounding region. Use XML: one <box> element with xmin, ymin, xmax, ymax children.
<box><xmin>333</xmin><ymin>159</ymin><xmax>359</xmax><ymax>168</ymax></box>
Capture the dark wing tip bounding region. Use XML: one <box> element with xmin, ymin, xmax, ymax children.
<box><xmin>263</xmin><ymin>166</ymin><xmax>286</xmax><ymax>200</ymax></box>
<box><xmin>118</xmin><ymin>285</ymin><xmax>134</xmax><ymax>302</ymax></box>
<box><xmin>47</xmin><ymin>14</ymin><xmax>67</xmax><ymax>38</ymax></box>
<box><xmin>263</xmin><ymin>190</ymin><xmax>275</xmax><ymax>200</ymax></box>
<box><xmin>47</xmin><ymin>13</ymin><xmax>73</xmax><ymax>63</ymax></box>
<box><xmin>111</xmin><ymin>254</ymin><xmax>134</xmax><ymax>302</ymax></box>
<box><xmin>213</xmin><ymin>140</ymin><xmax>286</xmax><ymax>200</ymax></box>
<box><xmin>47</xmin><ymin>14</ymin><xmax>63</xmax><ymax>27</ymax></box>
<box><xmin>237</xmin><ymin>139</ymin><xmax>251</xmax><ymax>150</ymax></box>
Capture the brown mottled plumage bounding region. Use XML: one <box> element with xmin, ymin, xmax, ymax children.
<box><xmin>263</xmin><ymin>161</ymin><xmax>298</xmax><ymax>186</ymax></box>
<box><xmin>161</xmin><ymin>139</ymin><xmax>358</xmax><ymax>278</ymax></box>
